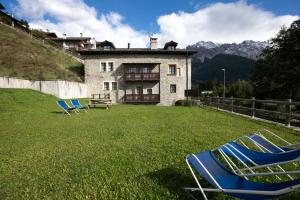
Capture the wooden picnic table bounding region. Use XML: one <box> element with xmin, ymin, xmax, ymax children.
<box><xmin>88</xmin><ymin>94</ymin><xmax>112</xmax><ymax>109</ymax></box>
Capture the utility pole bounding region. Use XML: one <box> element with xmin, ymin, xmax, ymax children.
<box><xmin>221</xmin><ymin>68</ymin><xmax>226</xmax><ymax>98</ymax></box>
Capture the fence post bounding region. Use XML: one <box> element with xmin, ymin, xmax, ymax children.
<box><xmin>286</xmin><ymin>99</ymin><xmax>291</xmax><ymax>127</ymax></box>
<box><xmin>231</xmin><ymin>96</ymin><xmax>234</xmax><ymax>112</ymax></box>
<box><xmin>217</xmin><ymin>96</ymin><xmax>220</xmax><ymax>110</ymax></box>
<box><xmin>251</xmin><ymin>97</ymin><xmax>255</xmax><ymax>118</ymax></box>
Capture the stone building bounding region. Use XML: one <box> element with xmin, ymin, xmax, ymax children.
<box><xmin>79</xmin><ymin>38</ymin><xmax>196</xmax><ymax>106</ymax></box>
<box><xmin>51</xmin><ymin>33</ymin><xmax>96</xmax><ymax>51</ymax></box>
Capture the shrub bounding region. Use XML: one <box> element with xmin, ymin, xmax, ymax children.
<box><xmin>175</xmin><ymin>99</ymin><xmax>199</xmax><ymax>106</ymax></box>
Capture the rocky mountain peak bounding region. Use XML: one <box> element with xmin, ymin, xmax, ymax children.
<box><xmin>187</xmin><ymin>40</ymin><xmax>269</xmax><ymax>61</ymax></box>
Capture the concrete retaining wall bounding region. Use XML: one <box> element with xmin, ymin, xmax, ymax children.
<box><xmin>0</xmin><ymin>77</ymin><xmax>88</xmax><ymax>99</ymax></box>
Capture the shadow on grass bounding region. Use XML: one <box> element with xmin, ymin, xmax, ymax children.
<box><xmin>50</xmin><ymin>111</ymin><xmax>63</xmax><ymax>114</ymax></box>
<box><xmin>145</xmin><ymin>165</ymin><xmax>221</xmax><ymax>200</ymax></box>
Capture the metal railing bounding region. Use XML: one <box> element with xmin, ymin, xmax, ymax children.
<box><xmin>203</xmin><ymin>97</ymin><xmax>300</xmax><ymax>127</ymax></box>
<box><xmin>124</xmin><ymin>73</ymin><xmax>160</xmax><ymax>81</ymax></box>
<box><xmin>124</xmin><ymin>94</ymin><xmax>160</xmax><ymax>103</ymax></box>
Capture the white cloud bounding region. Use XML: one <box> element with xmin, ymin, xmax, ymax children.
<box><xmin>14</xmin><ymin>0</ymin><xmax>299</xmax><ymax>48</ymax></box>
<box><xmin>156</xmin><ymin>1</ymin><xmax>299</xmax><ymax>47</ymax></box>
<box><xmin>14</xmin><ymin>0</ymin><xmax>149</xmax><ymax>47</ymax></box>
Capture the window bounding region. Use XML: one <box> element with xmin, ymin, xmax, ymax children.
<box><xmin>142</xmin><ymin>67</ymin><xmax>149</xmax><ymax>73</ymax></box>
<box><xmin>128</xmin><ymin>67</ymin><xmax>136</xmax><ymax>73</ymax></box>
<box><xmin>168</xmin><ymin>46</ymin><xmax>176</xmax><ymax>50</ymax></box>
<box><xmin>112</xmin><ymin>82</ymin><xmax>117</xmax><ymax>90</ymax></box>
<box><xmin>103</xmin><ymin>82</ymin><xmax>110</xmax><ymax>90</ymax></box>
<box><xmin>101</xmin><ymin>62</ymin><xmax>107</xmax><ymax>72</ymax></box>
<box><xmin>170</xmin><ymin>84</ymin><xmax>176</xmax><ymax>93</ymax></box>
<box><xmin>104</xmin><ymin>46</ymin><xmax>111</xmax><ymax>50</ymax></box>
<box><xmin>168</xmin><ymin>65</ymin><xmax>176</xmax><ymax>75</ymax></box>
<box><xmin>147</xmin><ymin>89</ymin><xmax>152</xmax><ymax>94</ymax></box>
<box><xmin>108</xmin><ymin>62</ymin><xmax>114</xmax><ymax>71</ymax></box>
<box><xmin>137</xmin><ymin>86</ymin><xmax>143</xmax><ymax>94</ymax></box>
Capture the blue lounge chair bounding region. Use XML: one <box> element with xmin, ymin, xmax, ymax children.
<box><xmin>220</xmin><ymin>142</ymin><xmax>300</xmax><ymax>166</ymax></box>
<box><xmin>185</xmin><ymin>150</ymin><xmax>300</xmax><ymax>200</ymax></box>
<box><xmin>57</xmin><ymin>100</ymin><xmax>78</xmax><ymax>116</ymax></box>
<box><xmin>247</xmin><ymin>134</ymin><xmax>295</xmax><ymax>153</ymax></box>
<box><xmin>71</xmin><ymin>99</ymin><xmax>88</xmax><ymax>112</ymax></box>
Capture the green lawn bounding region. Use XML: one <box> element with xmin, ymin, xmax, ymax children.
<box><xmin>0</xmin><ymin>89</ymin><xmax>299</xmax><ymax>199</ymax></box>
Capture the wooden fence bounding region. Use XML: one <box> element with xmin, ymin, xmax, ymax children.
<box><xmin>202</xmin><ymin>97</ymin><xmax>300</xmax><ymax>128</ymax></box>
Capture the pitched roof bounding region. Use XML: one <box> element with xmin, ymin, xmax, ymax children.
<box><xmin>78</xmin><ymin>48</ymin><xmax>197</xmax><ymax>55</ymax></box>
<box><xmin>51</xmin><ymin>37</ymin><xmax>91</xmax><ymax>41</ymax></box>
<box><xmin>45</xmin><ymin>32</ymin><xmax>58</xmax><ymax>38</ymax></box>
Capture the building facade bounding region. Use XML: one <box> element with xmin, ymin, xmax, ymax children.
<box><xmin>79</xmin><ymin>38</ymin><xmax>196</xmax><ymax>106</ymax></box>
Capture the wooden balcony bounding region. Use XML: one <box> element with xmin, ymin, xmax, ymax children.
<box><xmin>124</xmin><ymin>73</ymin><xmax>160</xmax><ymax>81</ymax></box>
<box><xmin>124</xmin><ymin>94</ymin><xmax>160</xmax><ymax>103</ymax></box>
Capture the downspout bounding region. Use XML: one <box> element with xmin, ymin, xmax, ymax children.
<box><xmin>186</xmin><ymin>50</ymin><xmax>189</xmax><ymax>93</ymax></box>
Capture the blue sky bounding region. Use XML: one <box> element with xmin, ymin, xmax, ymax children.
<box><xmin>1</xmin><ymin>0</ymin><xmax>299</xmax><ymax>47</ymax></box>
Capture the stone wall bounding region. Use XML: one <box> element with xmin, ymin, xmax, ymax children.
<box><xmin>0</xmin><ymin>77</ymin><xmax>87</xmax><ymax>99</ymax></box>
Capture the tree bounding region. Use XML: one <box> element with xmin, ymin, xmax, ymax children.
<box><xmin>252</xmin><ymin>19</ymin><xmax>300</xmax><ymax>100</ymax></box>
<box><xmin>0</xmin><ymin>3</ymin><xmax>5</xmax><ymax>10</ymax></box>
<box><xmin>228</xmin><ymin>80</ymin><xmax>254</xmax><ymax>98</ymax></box>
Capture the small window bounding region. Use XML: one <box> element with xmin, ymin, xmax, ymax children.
<box><xmin>147</xmin><ymin>89</ymin><xmax>152</xmax><ymax>94</ymax></box>
<box><xmin>104</xmin><ymin>82</ymin><xmax>110</xmax><ymax>90</ymax></box>
<box><xmin>104</xmin><ymin>46</ymin><xmax>111</xmax><ymax>50</ymax></box>
<box><xmin>112</xmin><ymin>82</ymin><xmax>117</xmax><ymax>90</ymax></box>
<box><xmin>142</xmin><ymin>67</ymin><xmax>149</xmax><ymax>73</ymax></box>
<box><xmin>101</xmin><ymin>62</ymin><xmax>107</xmax><ymax>72</ymax></box>
<box><xmin>170</xmin><ymin>84</ymin><xmax>176</xmax><ymax>93</ymax></box>
<box><xmin>168</xmin><ymin>65</ymin><xmax>176</xmax><ymax>75</ymax></box>
<box><xmin>168</xmin><ymin>46</ymin><xmax>175</xmax><ymax>50</ymax></box>
<box><xmin>108</xmin><ymin>62</ymin><xmax>114</xmax><ymax>71</ymax></box>
<box><xmin>128</xmin><ymin>67</ymin><xmax>136</xmax><ymax>73</ymax></box>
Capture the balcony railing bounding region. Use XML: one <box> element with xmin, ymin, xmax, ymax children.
<box><xmin>124</xmin><ymin>94</ymin><xmax>160</xmax><ymax>103</ymax></box>
<box><xmin>124</xmin><ymin>73</ymin><xmax>160</xmax><ymax>81</ymax></box>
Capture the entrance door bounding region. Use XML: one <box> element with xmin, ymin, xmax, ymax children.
<box><xmin>136</xmin><ymin>86</ymin><xmax>143</xmax><ymax>94</ymax></box>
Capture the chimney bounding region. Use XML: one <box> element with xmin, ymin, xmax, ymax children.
<box><xmin>80</xmin><ymin>32</ymin><xmax>83</xmax><ymax>37</ymax></box>
<box><xmin>63</xmin><ymin>33</ymin><xmax>66</xmax><ymax>39</ymax></box>
<box><xmin>150</xmin><ymin>37</ymin><xmax>157</xmax><ymax>50</ymax></box>
<box><xmin>128</xmin><ymin>43</ymin><xmax>130</xmax><ymax>49</ymax></box>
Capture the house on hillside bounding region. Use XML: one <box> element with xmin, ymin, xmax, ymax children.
<box><xmin>45</xmin><ymin>32</ymin><xmax>58</xmax><ymax>39</ymax></box>
<box><xmin>0</xmin><ymin>9</ymin><xmax>30</xmax><ymax>33</ymax></box>
<box><xmin>50</xmin><ymin>33</ymin><xmax>96</xmax><ymax>51</ymax></box>
<box><xmin>79</xmin><ymin>38</ymin><xmax>197</xmax><ymax>106</ymax></box>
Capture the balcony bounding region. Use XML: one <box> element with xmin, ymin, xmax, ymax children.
<box><xmin>124</xmin><ymin>73</ymin><xmax>160</xmax><ymax>81</ymax></box>
<box><xmin>124</xmin><ymin>94</ymin><xmax>160</xmax><ymax>103</ymax></box>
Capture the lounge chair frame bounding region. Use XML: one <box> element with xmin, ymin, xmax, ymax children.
<box><xmin>57</xmin><ymin>101</ymin><xmax>79</xmax><ymax>116</ymax></box>
<box><xmin>71</xmin><ymin>99</ymin><xmax>89</xmax><ymax>112</ymax></box>
<box><xmin>185</xmin><ymin>152</ymin><xmax>300</xmax><ymax>200</ymax></box>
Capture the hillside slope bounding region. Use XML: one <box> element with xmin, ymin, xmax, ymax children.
<box><xmin>0</xmin><ymin>24</ymin><xmax>83</xmax><ymax>81</ymax></box>
<box><xmin>192</xmin><ymin>54</ymin><xmax>255</xmax><ymax>83</ymax></box>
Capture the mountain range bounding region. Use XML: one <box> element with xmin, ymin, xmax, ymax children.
<box><xmin>187</xmin><ymin>40</ymin><xmax>269</xmax><ymax>84</ymax></box>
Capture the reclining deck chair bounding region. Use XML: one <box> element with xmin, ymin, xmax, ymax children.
<box><xmin>57</xmin><ymin>100</ymin><xmax>78</xmax><ymax>116</ymax></box>
<box><xmin>71</xmin><ymin>99</ymin><xmax>89</xmax><ymax>112</ymax></box>
<box><xmin>219</xmin><ymin>142</ymin><xmax>300</xmax><ymax>180</ymax></box>
<box><xmin>247</xmin><ymin>133</ymin><xmax>296</xmax><ymax>153</ymax></box>
<box><xmin>185</xmin><ymin>150</ymin><xmax>300</xmax><ymax>200</ymax></box>
<box><xmin>220</xmin><ymin>142</ymin><xmax>300</xmax><ymax>166</ymax></box>
<box><xmin>237</xmin><ymin>129</ymin><xmax>299</xmax><ymax>154</ymax></box>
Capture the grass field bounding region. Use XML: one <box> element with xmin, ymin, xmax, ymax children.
<box><xmin>0</xmin><ymin>89</ymin><xmax>299</xmax><ymax>199</ymax></box>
